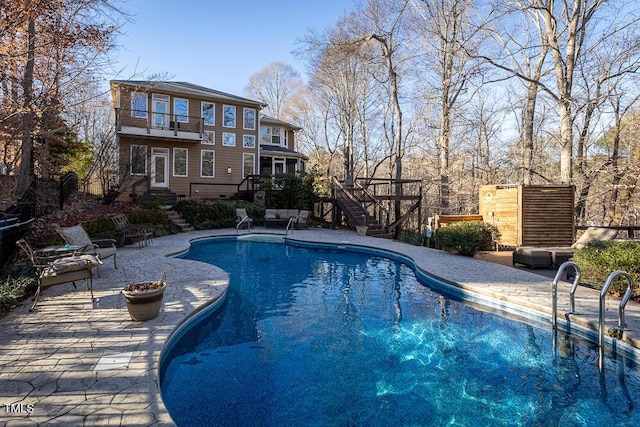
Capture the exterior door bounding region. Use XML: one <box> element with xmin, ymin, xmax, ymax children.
<box><xmin>151</xmin><ymin>148</ymin><xmax>169</xmax><ymax>187</ymax></box>
<box><xmin>273</xmin><ymin>158</ymin><xmax>285</xmax><ymax>175</ymax></box>
<box><xmin>152</xmin><ymin>94</ymin><xmax>169</xmax><ymax>128</ymax></box>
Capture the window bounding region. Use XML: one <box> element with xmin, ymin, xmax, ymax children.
<box><xmin>202</xmin><ymin>130</ymin><xmax>215</xmax><ymax>145</ymax></box>
<box><xmin>261</xmin><ymin>126</ymin><xmax>282</xmax><ymax>145</ymax></box>
<box><xmin>242</xmin><ymin>135</ymin><xmax>255</xmax><ymax>148</ymax></box>
<box><xmin>243</xmin><ymin>153</ymin><xmax>255</xmax><ymax>178</ymax></box>
<box><xmin>223</xmin><ymin>105</ymin><xmax>236</xmax><ymax>128</ymax></box>
<box><xmin>202</xmin><ymin>102</ymin><xmax>215</xmax><ymax>126</ymax></box>
<box><xmin>130</xmin><ymin>145</ymin><xmax>147</xmax><ymax>175</ymax></box>
<box><xmin>173</xmin><ymin>148</ymin><xmax>188</xmax><ymax>177</ymax></box>
<box><xmin>243</xmin><ymin>108</ymin><xmax>256</xmax><ymax>130</ymax></box>
<box><xmin>201</xmin><ymin>150</ymin><xmax>215</xmax><ymax>177</ymax></box>
<box><xmin>222</xmin><ymin>132</ymin><xmax>236</xmax><ymax>147</ymax></box>
<box><xmin>174</xmin><ymin>98</ymin><xmax>189</xmax><ymax>123</ymax></box>
<box><xmin>131</xmin><ymin>92</ymin><xmax>147</xmax><ymax>118</ymax></box>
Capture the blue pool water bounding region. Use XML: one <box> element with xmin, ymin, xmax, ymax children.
<box><xmin>160</xmin><ymin>238</ymin><xmax>640</xmax><ymax>426</ymax></box>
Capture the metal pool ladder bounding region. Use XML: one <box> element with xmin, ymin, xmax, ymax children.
<box><xmin>285</xmin><ymin>216</ymin><xmax>295</xmax><ymax>235</ymax></box>
<box><xmin>598</xmin><ymin>270</ymin><xmax>634</xmax><ymax>349</ymax></box>
<box><xmin>551</xmin><ymin>261</ymin><xmax>581</xmax><ymax>330</ymax></box>
<box><xmin>236</xmin><ymin>216</ymin><xmax>251</xmax><ymax>234</ymax></box>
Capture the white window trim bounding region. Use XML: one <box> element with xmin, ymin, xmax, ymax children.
<box><xmin>223</xmin><ymin>105</ymin><xmax>236</xmax><ymax>128</ymax></box>
<box><xmin>173</xmin><ymin>148</ymin><xmax>188</xmax><ymax>177</ymax></box>
<box><xmin>243</xmin><ymin>153</ymin><xmax>255</xmax><ymax>178</ymax></box>
<box><xmin>200</xmin><ymin>149</ymin><xmax>215</xmax><ymax>178</ymax></box>
<box><xmin>202</xmin><ymin>130</ymin><xmax>215</xmax><ymax>145</ymax></box>
<box><xmin>243</xmin><ymin>107</ymin><xmax>256</xmax><ymax>130</ymax></box>
<box><xmin>131</xmin><ymin>92</ymin><xmax>148</xmax><ymax>118</ymax></box>
<box><xmin>222</xmin><ymin>132</ymin><xmax>236</xmax><ymax>147</ymax></box>
<box><xmin>242</xmin><ymin>134</ymin><xmax>255</xmax><ymax>148</ymax></box>
<box><xmin>202</xmin><ymin>101</ymin><xmax>215</xmax><ymax>126</ymax></box>
<box><xmin>174</xmin><ymin>98</ymin><xmax>189</xmax><ymax>123</ymax></box>
<box><xmin>130</xmin><ymin>144</ymin><xmax>147</xmax><ymax>175</ymax></box>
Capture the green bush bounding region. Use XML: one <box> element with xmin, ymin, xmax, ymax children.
<box><xmin>437</xmin><ymin>221</ymin><xmax>498</xmax><ymax>257</ymax></box>
<box><xmin>399</xmin><ymin>229</ymin><xmax>429</xmax><ymax>247</ymax></box>
<box><xmin>573</xmin><ymin>241</ymin><xmax>640</xmax><ymax>297</ymax></box>
<box><xmin>0</xmin><ymin>268</ymin><xmax>38</xmax><ymax>315</ymax></box>
<box><xmin>264</xmin><ymin>172</ymin><xmax>320</xmax><ymax>210</ymax></box>
<box><xmin>173</xmin><ymin>200</ymin><xmax>264</xmax><ymax>229</ymax></box>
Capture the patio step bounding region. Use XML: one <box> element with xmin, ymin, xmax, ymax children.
<box><xmin>165</xmin><ymin>210</ymin><xmax>194</xmax><ymax>232</ymax></box>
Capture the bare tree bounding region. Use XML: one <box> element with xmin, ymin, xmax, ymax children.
<box><xmin>244</xmin><ymin>61</ymin><xmax>303</xmax><ymax>120</ymax></box>
<box><xmin>408</xmin><ymin>0</ymin><xmax>482</xmax><ymax>212</ymax></box>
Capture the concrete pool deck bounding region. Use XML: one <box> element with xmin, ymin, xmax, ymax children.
<box><xmin>1</xmin><ymin>228</ymin><xmax>639</xmax><ymax>426</ymax></box>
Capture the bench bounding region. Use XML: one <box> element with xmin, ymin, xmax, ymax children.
<box><xmin>265</xmin><ymin>209</ymin><xmax>299</xmax><ymax>228</ymax></box>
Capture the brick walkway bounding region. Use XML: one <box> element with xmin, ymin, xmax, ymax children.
<box><xmin>1</xmin><ymin>229</ymin><xmax>638</xmax><ymax>426</ymax></box>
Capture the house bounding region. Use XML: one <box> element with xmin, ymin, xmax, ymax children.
<box><xmin>109</xmin><ymin>80</ymin><xmax>306</xmax><ymax>202</ymax></box>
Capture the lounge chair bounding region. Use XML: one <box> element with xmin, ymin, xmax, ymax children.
<box><xmin>235</xmin><ymin>208</ymin><xmax>253</xmax><ymax>229</ymax></box>
<box><xmin>295</xmin><ymin>210</ymin><xmax>310</xmax><ymax>229</ymax></box>
<box><xmin>56</xmin><ymin>224</ymin><xmax>117</xmax><ymax>277</ymax></box>
<box><xmin>110</xmin><ymin>214</ymin><xmax>153</xmax><ymax>248</ymax></box>
<box><xmin>17</xmin><ymin>239</ymin><xmax>100</xmax><ymax>311</ymax></box>
<box><xmin>512</xmin><ymin>226</ymin><xmax>618</xmax><ymax>269</ymax></box>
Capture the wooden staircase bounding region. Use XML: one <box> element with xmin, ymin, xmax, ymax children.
<box><xmin>334</xmin><ymin>181</ymin><xmax>392</xmax><ymax>239</ymax></box>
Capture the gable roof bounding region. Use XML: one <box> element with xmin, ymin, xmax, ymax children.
<box><xmin>110</xmin><ymin>80</ymin><xmax>266</xmax><ymax>107</ymax></box>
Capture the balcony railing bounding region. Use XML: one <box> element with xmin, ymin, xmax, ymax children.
<box><xmin>115</xmin><ymin>108</ymin><xmax>204</xmax><ymax>139</ymax></box>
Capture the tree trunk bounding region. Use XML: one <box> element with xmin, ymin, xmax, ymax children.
<box><xmin>438</xmin><ymin>103</ymin><xmax>450</xmax><ymax>212</ymax></box>
<box><xmin>16</xmin><ymin>17</ymin><xmax>36</xmax><ymax>195</ymax></box>
<box><xmin>521</xmin><ymin>82</ymin><xmax>538</xmax><ymax>185</ymax></box>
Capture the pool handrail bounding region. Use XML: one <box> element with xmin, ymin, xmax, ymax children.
<box><xmin>285</xmin><ymin>216</ymin><xmax>295</xmax><ymax>235</ymax></box>
<box><xmin>599</xmin><ymin>270</ymin><xmax>634</xmax><ymax>349</ymax></box>
<box><xmin>551</xmin><ymin>260</ymin><xmax>581</xmax><ymax>329</ymax></box>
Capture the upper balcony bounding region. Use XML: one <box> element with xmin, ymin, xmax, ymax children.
<box><xmin>115</xmin><ymin>108</ymin><xmax>204</xmax><ymax>142</ymax></box>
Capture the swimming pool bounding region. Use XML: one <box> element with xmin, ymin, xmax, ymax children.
<box><xmin>160</xmin><ymin>237</ymin><xmax>640</xmax><ymax>426</ymax></box>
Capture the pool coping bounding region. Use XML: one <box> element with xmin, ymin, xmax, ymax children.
<box><xmin>1</xmin><ymin>228</ymin><xmax>639</xmax><ymax>426</ymax></box>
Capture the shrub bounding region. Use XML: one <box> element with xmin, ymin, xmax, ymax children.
<box><xmin>437</xmin><ymin>221</ymin><xmax>498</xmax><ymax>257</ymax></box>
<box><xmin>263</xmin><ymin>172</ymin><xmax>321</xmax><ymax>210</ymax></box>
<box><xmin>173</xmin><ymin>200</ymin><xmax>264</xmax><ymax>229</ymax></box>
<box><xmin>399</xmin><ymin>229</ymin><xmax>428</xmax><ymax>247</ymax></box>
<box><xmin>0</xmin><ymin>267</ymin><xmax>38</xmax><ymax>316</ymax></box>
<box><xmin>572</xmin><ymin>241</ymin><xmax>640</xmax><ymax>297</ymax></box>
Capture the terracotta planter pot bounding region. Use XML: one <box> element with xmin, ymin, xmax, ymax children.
<box><xmin>122</xmin><ymin>282</ymin><xmax>166</xmax><ymax>321</ymax></box>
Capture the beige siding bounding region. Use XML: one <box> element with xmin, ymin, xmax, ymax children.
<box><xmin>115</xmin><ymin>83</ymin><xmax>259</xmax><ymax>200</ymax></box>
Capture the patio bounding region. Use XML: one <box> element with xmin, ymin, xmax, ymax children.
<box><xmin>1</xmin><ymin>228</ymin><xmax>639</xmax><ymax>425</ymax></box>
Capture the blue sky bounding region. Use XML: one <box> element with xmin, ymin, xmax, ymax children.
<box><xmin>112</xmin><ymin>1</ymin><xmax>351</xmax><ymax>96</ymax></box>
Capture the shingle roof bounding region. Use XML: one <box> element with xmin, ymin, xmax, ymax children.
<box><xmin>110</xmin><ymin>80</ymin><xmax>265</xmax><ymax>107</ymax></box>
<box><xmin>260</xmin><ymin>114</ymin><xmax>302</xmax><ymax>130</ymax></box>
<box><xmin>260</xmin><ymin>144</ymin><xmax>308</xmax><ymax>160</ymax></box>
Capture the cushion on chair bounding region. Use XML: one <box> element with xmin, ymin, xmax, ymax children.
<box><xmin>571</xmin><ymin>227</ymin><xmax>618</xmax><ymax>249</ymax></box>
<box><xmin>45</xmin><ymin>254</ymin><xmax>101</xmax><ymax>276</ymax></box>
<box><xmin>96</xmin><ymin>246</ymin><xmax>117</xmax><ymax>259</ymax></box>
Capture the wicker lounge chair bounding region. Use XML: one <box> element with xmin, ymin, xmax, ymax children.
<box><xmin>17</xmin><ymin>239</ymin><xmax>100</xmax><ymax>311</ymax></box>
<box><xmin>56</xmin><ymin>224</ymin><xmax>117</xmax><ymax>277</ymax></box>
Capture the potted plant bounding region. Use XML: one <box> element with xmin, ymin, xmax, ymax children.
<box><xmin>122</xmin><ymin>270</ymin><xmax>167</xmax><ymax>321</ymax></box>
